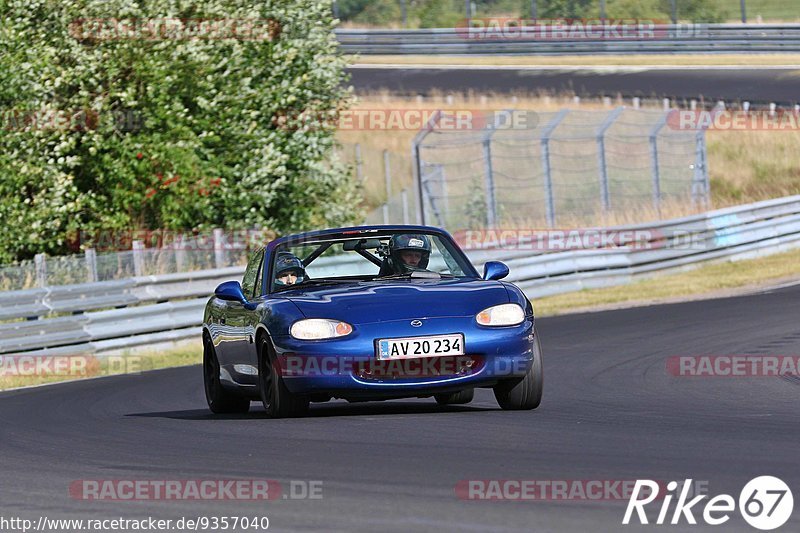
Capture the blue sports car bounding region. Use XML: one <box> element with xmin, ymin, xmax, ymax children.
<box><xmin>202</xmin><ymin>225</ymin><xmax>543</xmax><ymax>417</ymax></box>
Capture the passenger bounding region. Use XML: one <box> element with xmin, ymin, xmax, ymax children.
<box><xmin>273</xmin><ymin>252</ymin><xmax>306</xmax><ymax>287</ymax></box>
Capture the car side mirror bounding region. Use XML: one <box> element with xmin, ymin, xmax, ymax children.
<box><xmin>214</xmin><ymin>281</ymin><xmax>248</xmax><ymax>305</ymax></box>
<box><xmin>483</xmin><ymin>261</ymin><xmax>509</xmax><ymax>281</ymax></box>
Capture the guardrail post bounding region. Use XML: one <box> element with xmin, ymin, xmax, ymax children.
<box><xmin>482</xmin><ymin>123</ymin><xmax>498</xmax><ymax>228</ymax></box>
<box><xmin>401</xmin><ymin>188</ymin><xmax>410</xmax><ymax>224</ymax></box>
<box><xmin>411</xmin><ymin>110</ymin><xmax>443</xmax><ymax>226</ymax></box>
<box><xmin>132</xmin><ymin>241</ymin><xmax>144</xmax><ymax>277</ymax></box>
<box><xmin>213</xmin><ymin>229</ymin><xmax>227</xmax><ymax>269</ymax></box>
<box><xmin>540</xmin><ymin>109</ymin><xmax>569</xmax><ymax>227</ymax></box>
<box><xmin>34</xmin><ymin>253</ymin><xmax>47</xmax><ymax>288</ymax></box>
<box><xmin>382</xmin><ymin>203</ymin><xmax>389</xmax><ymax>225</ymax></box>
<box><xmin>596</xmin><ymin>107</ymin><xmax>624</xmax><ymax>215</ymax></box>
<box><xmin>649</xmin><ymin>114</ymin><xmax>668</xmax><ymax>218</ymax></box>
<box><xmin>85</xmin><ymin>248</ymin><xmax>98</xmax><ymax>283</ymax></box>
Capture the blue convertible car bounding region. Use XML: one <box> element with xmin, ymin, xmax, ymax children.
<box><xmin>202</xmin><ymin>225</ymin><xmax>543</xmax><ymax>417</ymax></box>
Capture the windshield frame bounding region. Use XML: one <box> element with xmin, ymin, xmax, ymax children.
<box><xmin>266</xmin><ymin>228</ymin><xmax>479</xmax><ymax>294</ymax></box>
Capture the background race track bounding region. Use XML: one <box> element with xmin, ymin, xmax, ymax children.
<box><xmin>348</xmin><ymin>66</ymin><xmax>800</xmax><ymax>106</ymax></box>
<box><xmin>1</xmin><ymin>284</ymin><xmax>799</xmax><ymax>532</ymax></box>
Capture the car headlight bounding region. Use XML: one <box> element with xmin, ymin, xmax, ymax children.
<box><xmin>476</xmin><ymin>303</ymin><xmax>525</xmax><ymax>326</ymax></box>
<box><xmin>290</xmin><ymin>319</ymin><xmax>353</xmax><ymax>340</ymax></box>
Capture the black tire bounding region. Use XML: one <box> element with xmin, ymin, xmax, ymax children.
<box><xmin>258</xmin><ymin>337</ymin><xmax>309</xmax><ymax>418</ymax></box>
<box><xmin>203</xmin><ymin>335</ymin><xmax>250</xmax><ymax>414</ymax></box>
<box><xmin>493</xmin><ymin>328</ymin><xmax>543</xmax><ymax>411</ymax></box>
<box><xmin>434</xmin><ymin>388</ymin><xmax>474</xmax><ymax>405</ymax></box>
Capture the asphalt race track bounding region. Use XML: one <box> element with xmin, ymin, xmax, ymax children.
<box><xmin>348</xmin><ymin>66</ymin><xmax>800</xmax><ymax>106</ymax></box>
<box><xmin>2</xmin><ymin>284</ymin><xmax>799</xmax><ymax>532</ymax></box>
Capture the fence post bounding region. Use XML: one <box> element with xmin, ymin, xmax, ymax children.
<box><xmin>132</xmin><ymin>241</ymin><xmax>144</xmax><ymax>277</ymax></box>
<box><xmin>740</xmin><ymin>0</ymin><xmax>747</xmax><ymax>23</ymax></box>
<box><xmin>540</xmin><ymin>109</ymin><xmax>569</xmax><ymax>227</ymax></box>
<box><xmin>175</xmin><ymin>233</ymin><xmax>186</xmax><ymax>272</ymax></box>
<box><xmin>383</xmin><ymin>149</ymin><xmax>392</xmax><ymax>202</ymax></box>
<box><xmin>411</xmin><ymin>110</ymin><xmax>443</xmax><ymax>226</ymax></box>
<box><xmin>401</xmin><ymin>188</ymin><xmax>410</xmax><ymax>224</ymax></box>
<box><xmin>596</xmin><ymin>107</ymin><xmax>624</xmax><ymax>215</ymax></box>
<box><xmin>693</xmin><ymin>129</ymin><xmax>710</xmax><ymax>208</ymax></box>
<box><xmin>85</xmin><ymin>248</ymin><xmax>98</xmax><ymax>283</ymax></box>
<box><xmin>482</xmin><ymin>123</ymin><xmax>498</xmax><ymax>228</ymax></box>
<box><xmin>34</xmin><ymin>253</ymin><xmax>47</xmax><ymax>288</ymax></box>
<box><xmin>355</xmin><ymin>143</ymin><xmax>364</xmax><ymax>183</ymax></box>
<box><xmin>382</xmin><ymin>204</ymin><xmax>390</xmax><ymax>225</ymax></box>
<box><xmin>649</xmin><ymin>114</ymin><xmax>668</xmax><ymax>218</ymax></box>
<box><xmin>213</xmin><ymin>229</ymin><xmax>227</xmax><ymax>269</ymax></box>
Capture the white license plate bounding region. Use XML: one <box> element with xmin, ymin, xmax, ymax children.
<box><xmin>377</xmin><ymin>334</ymin><xmax>464</xmax><ymax>361</ymax></box>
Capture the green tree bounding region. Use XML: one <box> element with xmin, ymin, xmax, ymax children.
<box><xmin>0</xmin><ymin>0</ymin><xmax>359</xmax><ymax>263</ymax></box>
<box><xmin>536</xmin><ymin>0</ymin><xmax>595</xmax><ymax>18</ymax></box>
<box><xmin>354</xmin><ymin>0</ymin><xmax>402</xmax><ymax>26</ymax></box>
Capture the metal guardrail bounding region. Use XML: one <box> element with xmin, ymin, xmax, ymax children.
<box><xmin>3</xmin><ymin>194</ymin><xmax>800</xmax><ymax>355</ymax></box>
<box><xmin>336</xmin><ymin>24</ymin><xmax>800</xmax><ymax>54</ymax></box>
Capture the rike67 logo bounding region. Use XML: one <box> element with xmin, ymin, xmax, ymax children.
<box><xmin>624</xmin><ymin>476</ymin><xmax>794</xmax><ymax>530</ymax></box>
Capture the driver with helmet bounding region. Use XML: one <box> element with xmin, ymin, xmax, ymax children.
<box><xmin>381</xmin><ymin>234</ymin><xmax>432</xmax><ymax>275</ymax></box>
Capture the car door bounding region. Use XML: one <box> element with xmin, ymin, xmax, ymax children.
<box><xmin>217</xmin><ymin>248</ymin><xmax>264</xmax><ymax>384</ymax></box>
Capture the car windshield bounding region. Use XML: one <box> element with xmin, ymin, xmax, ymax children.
<box><xmin>270</xmin><ymin>230</ymin><xmax>476</xmax><ymax>291</ymax></box>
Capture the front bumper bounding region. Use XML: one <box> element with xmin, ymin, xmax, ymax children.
<box><xmin>270</xmin><ymin>316</ymin><xmax>535</xmax><ymax>397</ymax></box>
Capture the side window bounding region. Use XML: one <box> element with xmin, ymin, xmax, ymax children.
<box><xmin>254</xmin><ymin>253</ymin><xmax>265</xmax><ymax>298</ymax></box>
<box><xmin>242</xmin><ymin>249</ymin><xmax>265</xmax><ymax>299</ymax></box>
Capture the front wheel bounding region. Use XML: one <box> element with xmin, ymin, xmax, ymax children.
<box><xmin>258</xmin><ymin>338</ymin><xmax>309</xmax><ymax>418</ymax></box>
<box><xmin>434</xmin><ymin>388</ymin><xmax>474</xmax><ymax>405</ymax></box>
<box><xmin>493</xmin><ymin>328</ymin><xmax>543</xmax><ymax>411</ymax></box>
<box><xmin>203</xmin><ymin>335</ymin><xmax>250</xmax><ymax>414</ymax></box>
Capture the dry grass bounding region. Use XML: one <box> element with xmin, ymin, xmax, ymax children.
<box><xmin>348</xmin><ymin>54</ymin><xmax>800</xmax><ymax>67</ymax></box>
<box><xmin>706</xmin><ymin>130</ymin><xmax>800</xmax><ymax>205</ymax></box>
<box><xmin>534</xmin><ymin>247</ymin><xmax>800</xmax><ymax>316</ymax></box>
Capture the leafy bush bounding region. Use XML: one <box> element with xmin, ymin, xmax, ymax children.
<box><xmin>0</xmin><ymin>0</ymin><xmax>359</xmax><ymax>263</ymax></box>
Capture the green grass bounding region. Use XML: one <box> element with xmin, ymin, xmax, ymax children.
<box><xmin>740</xmin><ymin>0</ymin><xmax>800</xmax><ymax>22</ymax></box>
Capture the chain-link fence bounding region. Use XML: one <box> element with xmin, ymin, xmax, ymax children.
<box><xmin>0</xmin><ymin>230</ymin><xmax>259</xmax><ymax>291</ymax></box>
<box><xmin>335</xmin><ymin>0</ymin><xmax>800</xmax><ymax>27</ymax></box>
<box><xmin>364</xmin><ymin>107</ymin><xmax>708</xmax><ymax>231</ymax></box>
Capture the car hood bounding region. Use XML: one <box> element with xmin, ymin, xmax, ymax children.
<box><xmin>281</xmin><ymin>279</ymin><xmax>509</xmax><ymax>324</ymax></box>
